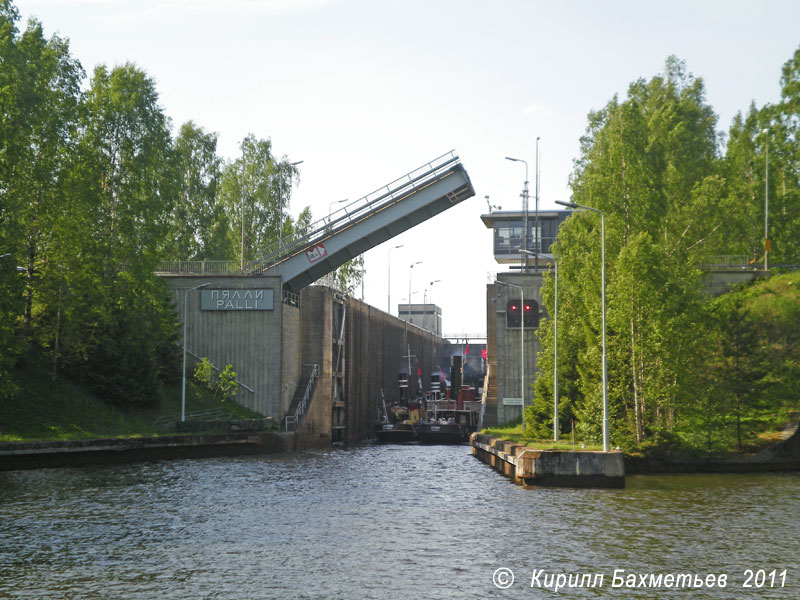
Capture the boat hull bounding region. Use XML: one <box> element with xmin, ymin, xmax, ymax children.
<box><xmin>417</xmin><ymin>423</ymin><xmax>472</xmax><ymax>444</ymax></box>
<box><xmin>374</xmin><ymin>423</ymin><xmax>416</xmax><ymax>443</ymax></box>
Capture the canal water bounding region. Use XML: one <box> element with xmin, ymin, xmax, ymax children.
<box><xmin>1</xmin><ymin>444</ymin><xmax>798</xmax><ymax>599</ymax></box>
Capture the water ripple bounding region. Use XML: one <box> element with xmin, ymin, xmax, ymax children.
<box><xmin>1</xmin><ymin>446</ymin><xmax>799</xmax><ymax>599</ymax></box>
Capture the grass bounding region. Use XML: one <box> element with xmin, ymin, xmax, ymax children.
<box><xmin>0</xmin><ymin>361</ymin><xmax>267</xmax><ymax>443</ymax></box>
<box><xmin>482</xmin><ymin>422</ymin><xmax>604</xmax><ymax>451</ymax></box>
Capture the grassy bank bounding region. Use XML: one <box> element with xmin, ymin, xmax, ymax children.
<box><xmin>0</xmin><ymin>362</ymin><xmax>264</xmax><ymax>443</ymax></box>
<box><xmin>482</xmin><ymin>421</ymin><xmax>604</xmax><ymax>451</ymax></box>
<box><xmin>483</xmin><ymin>421</ymin><xmax>793</xmax><ymax>459</ymax></box>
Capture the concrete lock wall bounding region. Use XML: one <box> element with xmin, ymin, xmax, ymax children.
<box><xmin>166</xmin><ymin>276</ymin><xmax>286</xmax><ymax>418</ymax></box>
<box><xmin>293</xmin><ymin>287</ymin><xmax>445</xmax><ymax>445</ymax></box>
<box><xmin>292</xmin><ymin>286</ymin><xmax>334</xmax><ymax>446</ymax></box>
<box><xmin>167</xmin><ymin>278</ymin><xmax>446</xmax><ymax>444</ymax></box>
<box><xmin>344</xmin><ymin>298</ymin><xmax>445</xmax><ymax>443</ymax></box>
<box><xmin>486</xmin><ymin>272</ymin><xmax>544</xmax><ymax>427</ymax></box>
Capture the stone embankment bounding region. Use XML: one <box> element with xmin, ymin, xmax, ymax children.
<box><xmin>625</xmin><ymin>422</ymin><xmax>800</xmax><ymax>474</ymax></box>
<box><xmin>0</xmin><ymin>432</ymin><xmax>295</xmax><ymax>471</ymax></box>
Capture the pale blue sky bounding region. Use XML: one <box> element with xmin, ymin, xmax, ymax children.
<box><xmin>19</xmin><ymin>0</ymin><xmax>800</xmax><ymax>334</ymax></box>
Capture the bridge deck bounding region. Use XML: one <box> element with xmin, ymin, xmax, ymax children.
<box><xmin>261</xmin><ymin>150</ymin><xmax>475</xmax><ymax>292</ymax></box>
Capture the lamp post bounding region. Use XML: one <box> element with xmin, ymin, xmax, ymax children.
<box><xmin>182</xmin><ymin>282</ymin><xmax>209</xmax><ymax>422</ymax></box>
<box><xmin>387</xmin><ymin>244</ymin><xmax>403</xmax><ymax>314</ymax></box>
<box><xmin>278</xmin><ymin>159</ymin><xmax>303</xmax><ymax>253</ymax></box>
<box><xmin>426</xmin><ymin>279</ymin><xmax>441</xmax><ymax>334</ymax></box>
<box><xmin>505</xmin><ymin>156</ymin><xmax>529</xmax><ymax>270</ymax></box>
<box><xmin>762</xmin><ymin>128</ymin><xmax>769</xmax><ymax>271</ymax></box>
<box><xmin>328</xmin><ymin>198</ymin><xmax>348</xmax><ymax>224</ymax></box>
<box><xmin>521</xmin><ymin>247</ymin><xmax>558</xmax><ymax>440</ymax></box>
<box><xmin>240</xmin><ymin>146</ymin><xmax>246</xmax><ymax>271</ymax></box>
<box><xmin>553</xmin><ymin>254</ymin><xmax>559</xmax><ymax>441</ymax></box>
<box><xmin>404</xmin><ymin>261</ymin><xmax>422</xmax><ymax>350</ymax></box>
<box><xmin>408</xmin><ymin>261</ymin><xmax>422</xmax><ymax>321</ymax></box>
<box><xmin>535</xmin><ymin>138</ymin><xmax>541</xmax><ymax>267</ymax></box>
<box><xmin>555</xmin><ymin>200</ymin><xmax>608</xmax><ymax>451</ymax></box>
<box><xmin>495</xmin><ymin>279</ymin><xmax>525</xmax><ymax>430</ymax></box>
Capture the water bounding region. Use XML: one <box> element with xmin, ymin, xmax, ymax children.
<box><xmin>1</xmin><ymin>444</ymin><xmax>798</xmax><ymax>599</ymax></box>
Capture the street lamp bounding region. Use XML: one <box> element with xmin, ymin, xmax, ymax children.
<box><xmin>328</xmin><ymin>198</ymin><xmax>349</xmax><ymax>224</ymax></box>
<box><xmin>553</xmin><ymin>255</ymin><xmax>559</xmax><ymax>441</ymax></box>
<box><xmin>404</xmin><ymin>261</ymin><xmax>422</xmax><ymax>347</ymax></box>
<box><xmin>550</xmin><ymin>252</ymin><xmax>559</xmax><ymax>441</ymax></box>
<box><xmin>278</xmin><ymin>159</ymin><xmax>303</xmax><ymax>253</ymax></box>
<box><xmin>240</xmin><ymin>146</ymin><xmax>246</xmax><ymax>271</ymax></box>
<box><xmin>387</xmin><ymin>244</ymin><xmax>403</xmax><ymax>314</ymax></box>
<box><xmin>424</xmin><ymin>279</ymin><xmax>441</xmax><ymax>334</ymax></box>
<box><xmin>505</xmin><ymin>156</ymin><xmax>529</xmax><ymax>270</ymax></box>
<box><xmin>556</xmin><ymin>200</ymin><xmax>609</xmax><ymax>451</ymax></box>
<box><xmin>762</xmin><ymin>128</ymin><xmax>769</xmax><ymax>271</ymax></box>
<box><xmin>522</xmin><ymin>247</ymin><xmax>558</xmax><ymax>439</ymax></box>
<box><xmin>182</xmin><ymin>282</ymin><xmax>209</xmax><ymax>422</ymax></box>
<box><xmin>495</xmin><ymin>279</ymin><xmax>526</xmax><ymax>430</ymax></box>
<box><xmin>535</xmin><ymin>137</ymin><xmax>541</xmax><ymax>265</ymax></box>
<box><xmin>408</xmin><ymin>261</ymin><xmax>422</xmax><ymax>320</ymax></box>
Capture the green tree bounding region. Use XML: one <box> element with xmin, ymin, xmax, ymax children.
<box><xmin>219</xmin><ymin>135</ymin><xmax>278</xmax><ymax>262</ymax></box>
<box><xmin>55</xmin><ymin>63</ymin><xmax>180</xmax><ymax>407</ymax></box>
<box><xmin>544</xmin><ymin>57</ymin><xmax>723</xmax><ymax>447</ymax></box>
<box><xmin>0</xmin><ymin>3</ymin><xmax>86</xmax><ymax>392</ymax></box>
<box><xmin>81</xmin><ymin>63</ymin><xmax>176</xmax><ymax>275</ymax></box>
<box><xmin>722</xmin><ymin>45</ymin><xmax>800</xmax><ymax>267</ymax></box>
<box><xmin>0</xmin><ymin>10</ymin><xmax>83</xmax><ymax>331</ymax></box>
<box><xmin>331</xmin><ymin>256</ymin><xmax>364</xmax><ymax>296</ymax></box>
<box><xmin>168</xmin><ymin>121</ymin><xmax>231</xmax><ymax>260</ymax></box>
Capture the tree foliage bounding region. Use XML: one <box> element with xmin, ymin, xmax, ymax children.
<box><xmin>0</xmin><ymin>1</ymin><xmax>355</xmax><ymax>408</ymax></box>
<box><xmin>0</xmin><ymin>5</ymin><xmax>180</xmax><ymax>406</ymax></box>
<box><xmin>532</xmin><ymin>52</ymin><xmax>800</xmax><ymax>453</ymax></box>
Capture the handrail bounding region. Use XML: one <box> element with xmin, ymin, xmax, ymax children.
<box><xmin>702</xmin><ymin>255</ymin><xmax>752</xmax><ymax>271</ymax></box>
<box><xmin>285</xmin><ymin>363</ymin><xmax>320</xmax><ymax>431</ymax></box>
<box><xmin>156</xmin><ymin>260</ymin><xmax>272</xmax><ymax>276</ymax></box>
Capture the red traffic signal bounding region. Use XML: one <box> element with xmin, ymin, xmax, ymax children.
<box><xmin>523</xmin><ymin>301</ymin><xmax>538</xmax><ymax>327</ymax></box>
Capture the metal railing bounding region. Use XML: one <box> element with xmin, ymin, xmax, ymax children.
<box><xmin>702</xmin><ymin>255</ymin><xmax>751</xmax><ymax>271</ymax></box>
<box><xmin>285</xmin><ymin>364</ymin><xmax>320</xmax><ymax>432</ymax></box>
<box><xmin>156</xmin><ymin>152</ymin><xmax>465</xmax><ymax>279</ymax></box>
<box><xmin>259</xmin><ymin>150</ymin><xmax>463</xmax><ymax>268</ymax></box>
<box><xmin>151</xmin><ymin>407</ymin><xmax>235</xmax><ymax>430</ymax></box>
<box><xmin>156</xmin><ymin>260</ymin><xmax>272</xmax><ymax>276</ymax></box>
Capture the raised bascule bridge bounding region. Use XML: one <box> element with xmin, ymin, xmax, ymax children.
<box><xmin>158</xmin><ymin>151</ymin><xmax>475</xmax><ymax>445</ymax></box>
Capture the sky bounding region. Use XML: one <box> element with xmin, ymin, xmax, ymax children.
<box><xmin>18</xmin><ymin>0</ymin><xmax>800</xmax><ymax>336</ymax></box>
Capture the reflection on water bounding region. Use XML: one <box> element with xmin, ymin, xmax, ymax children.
<box><xmin>1</xmin><ymin>445</ymin><xmax>798</xmax><ymax>599</ymax></box>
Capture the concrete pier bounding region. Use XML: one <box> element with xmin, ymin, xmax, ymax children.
<box><xmin>471</xmin><ymin>433</ymin><xmax>625</xmax><ymax>488</ymax></box>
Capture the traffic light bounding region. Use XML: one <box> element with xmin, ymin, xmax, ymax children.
<box><xmin>523</xmin><ymin>300</ymin><xmax>539</xmax><ymax>327</ymax></box>
<box><xmin>506</xmin><ymin>299</ymin><xmax>521</xmax><ymax>328</ymax></box>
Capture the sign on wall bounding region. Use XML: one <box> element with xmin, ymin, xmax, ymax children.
<box><xmin>200</xmin><ymin>289</ymin><xmax>274</xmax><ymax>311</ymax></box>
